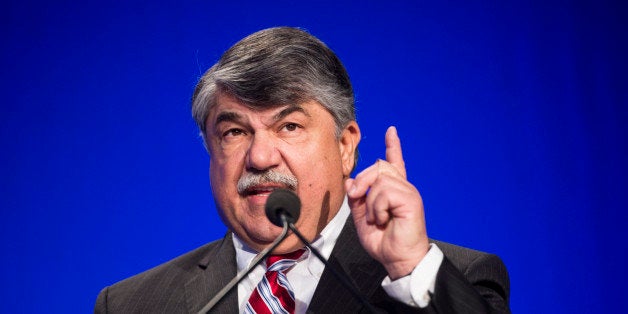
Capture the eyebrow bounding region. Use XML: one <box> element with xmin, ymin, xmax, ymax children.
<box><xmin>273</xmin><ymin>105</ymin><xmax>310</xmax><ymax>121</ymax></box>
<box><xmin>215</xmin><ymin>111</ymin><xmax>242</xmax><ymax>125</ymax></box>
<box><xmin>213</xmin><ymin>105</ymin><xmax>310</xmax><ymax>127</ymax></box>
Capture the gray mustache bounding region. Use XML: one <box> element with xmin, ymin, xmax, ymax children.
<box><xmin>237</xmin><ymin>171</ymin><xmax>298</xmax><ymax>195</ymax></box>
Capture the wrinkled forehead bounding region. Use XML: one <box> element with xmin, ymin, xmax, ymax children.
<box><xmin>206</xmin><ymin>92</ymin><xmax>310</xmax><ymax>127</ymax></box>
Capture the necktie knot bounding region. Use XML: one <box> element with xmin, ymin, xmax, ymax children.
<box><xmin>266</xmin><ymin>249</ymin><xmax>306</xmax><ymax>272</ymax></box>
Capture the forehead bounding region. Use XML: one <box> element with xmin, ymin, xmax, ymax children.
<box><xmin>211</xmin><ymin>92</ymin><xmax>286</xmax><ymax>116</ymax></box>
<box><xmin>207</xmin><ymin>92</ymin><xmax>322</xmax><ymax>126</ymax></box>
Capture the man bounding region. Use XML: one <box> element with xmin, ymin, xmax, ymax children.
<box><xmin>95</xmin><ymin>27</ymin><xmax>510</xmax><ymax>313</ymax></box>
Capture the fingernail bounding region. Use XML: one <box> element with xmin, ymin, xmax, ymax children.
<box><xmin>348</xmin><ymin>185</ymin><xmax>356</xmax><ymax>196</ymax></box>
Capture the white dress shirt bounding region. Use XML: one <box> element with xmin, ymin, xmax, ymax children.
<box><xmin>234</xmin><ymin>197</ymin><xmax>444</xmax><ymax>312</ymax></box>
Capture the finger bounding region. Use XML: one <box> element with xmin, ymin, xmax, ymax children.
<box><xmin>365</xmin><ymin>175</ymin><xmax>411</xmax><ymax>222</ymax></box>
<box><xmin>345</xmin><ymin>178</ymin><xmax>367</xmax><ymax>219</ymax></box>
<box><xmin>385</xmin><ymin>126</ymin><xmax>406</xmax><ymax>178</ymax></box>
<box><xmin>371</xmin><ymin>191</ymin><xmax>392</xmax><ymax>225</ymax></box>
<box><xmin>364</xmin><ymin>183</ymin><xmax>378</xmax><ymax>224</ymax></box>
<box><xmin>344</xmin><ymin>178</ymin><xmax>354</xmax><ymax>194</ymax></box>
<box><xmin>348</xmin><ymin>159</ymin><xmax>406</xmax><ymax>199</ymax></box>
<box><xmin>346</xmin><ymin>161</ymin><xmax>380</xmax><ymax>198</ymax></box>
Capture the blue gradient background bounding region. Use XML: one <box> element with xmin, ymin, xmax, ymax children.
<box><xmin>2</xmin><ymin>1</ymin><xmax>626</xmax><ymax>313</ymax></box>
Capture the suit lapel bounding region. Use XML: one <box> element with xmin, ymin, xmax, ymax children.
<box><xmin>307</xmin><ymin>217</ymin><xmax>388</xmax><ymax>313</ymax></box>
<box><xmin>184</xmin><ymin>233</ymin><xmax>239</xmax><ymax>314</ymax></box>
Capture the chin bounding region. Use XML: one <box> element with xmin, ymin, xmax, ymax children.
<box><xmin>241</xmin><ymin>224</ymin><xmax>283</xmax><ymax>248</ymax></box>
<box><xmin>270</xmin><ymin>236</ymin><xmax>305</xmax><ymax>254</ymax></box>
<box><xmin>243</xmin><ymin>229</ymin><xmax>304</xmax><ymax>254</ymax></box>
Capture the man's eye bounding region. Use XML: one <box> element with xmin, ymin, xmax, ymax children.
<box><xmin>282</xmin><ymin>123</ymin><xmax>300</xmax><ymax>132</ymax></box>
<box><xmin>223</xmin><ymin>129</ymin><xmax>245</xmax><ymax>137</ymax></box>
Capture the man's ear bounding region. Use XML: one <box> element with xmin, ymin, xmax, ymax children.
<box><xmin>339</xmin><ymin>121</ymin><xmax>361</xmax><ymax>177</ymax></box>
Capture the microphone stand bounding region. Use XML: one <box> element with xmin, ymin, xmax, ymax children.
<box><xmin>197</xmin><ymin>216</ymin><xmax>291</xmax><ymax>314</ymax></box>
<box><xmin>288</xmin><ymin>222</ymin><xmax>378</xmax><ymax>314</ymax></box>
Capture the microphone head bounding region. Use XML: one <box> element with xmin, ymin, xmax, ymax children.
<box><xmin>265</xmin><ymin>189</ymin><xmax>301</xmax><ymax>227</ymax></box>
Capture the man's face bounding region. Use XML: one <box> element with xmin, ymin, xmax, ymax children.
<box><xmin>205</xmin><ymin>92</ymin><xmax>360</xmax><ymax>253</ymax></box>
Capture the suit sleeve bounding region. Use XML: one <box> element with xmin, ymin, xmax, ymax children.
<box><xmin>378</xmin><ymin>253</ymin><xmax>510</xmax><ymax>314</ymax></box>
<box><xmin>427</xmin><ymin>254</ymin><xmax>510</xmax><ymax>314</ymax></box>
<box><xmin>94</xmin><ymin>286</ymin><xmax>109</xmax><ymax>314</ymax></box>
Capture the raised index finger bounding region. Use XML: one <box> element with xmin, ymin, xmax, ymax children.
<box><xmin>385</xmin><ymin>126</ymin><xmax>406</xmax><ymax>178</ymax></box>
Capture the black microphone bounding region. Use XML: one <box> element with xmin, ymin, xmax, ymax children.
<box><xmin>265</xmin><ymin>188</ymin><xmax>301</xmax><ymax>226</ymax></box>
<box><xmin>268</xmin><ymin>189</ymin><xmax>377</xmax><ymax>314</ymax></box>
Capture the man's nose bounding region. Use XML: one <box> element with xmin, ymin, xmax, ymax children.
<box><xmin>246</xmin><ymin>133</ymin><xmax>281</xmax><ymax>171</ymax></box>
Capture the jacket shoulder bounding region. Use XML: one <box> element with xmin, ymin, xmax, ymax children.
<box><xmin>95</xmin><ymin>238</ymin><xmax>226</xmax><ymax>313</ymax></box>
<box><xmin>116</xmin><ymin>239</ymin><xmax>221</xmax><ymax>286</ymax></box>
<box><xmin>430</xmin><ymin>239</ymin><xmax>511</xmax><ymax>313</ymax></box>
<box><xmin>431</xmin><ymin>239</ymin><xmax>505</xmax><ymax>272</ymax></box>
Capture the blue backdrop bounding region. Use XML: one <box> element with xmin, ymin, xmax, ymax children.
<box><xmin>2</xmin><ymin>0</ymin><xmax>626</xmax><ymax>313</ymax></box>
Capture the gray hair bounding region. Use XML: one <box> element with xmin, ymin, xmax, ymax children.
<box><xmin>191</xmin><ymin>27</ymin><xmax>356</xmax><ymax>139</ymax></box>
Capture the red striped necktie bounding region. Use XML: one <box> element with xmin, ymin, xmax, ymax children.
<box><xmin>245</xmin><ymin>249</ymin><xmax>306</xmax><ymax>314</ymax></box>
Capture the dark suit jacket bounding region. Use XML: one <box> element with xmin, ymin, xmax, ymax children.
<box><xmin>95</xmin><ymin>218</ymin><xmax>510</xmax><ymax>313</ymax></box>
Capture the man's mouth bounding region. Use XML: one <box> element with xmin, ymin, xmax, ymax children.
<box><xmin>242</xmin><ymin>184</ymin><xmax>290</xmax><ymax>197</ymax></box>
